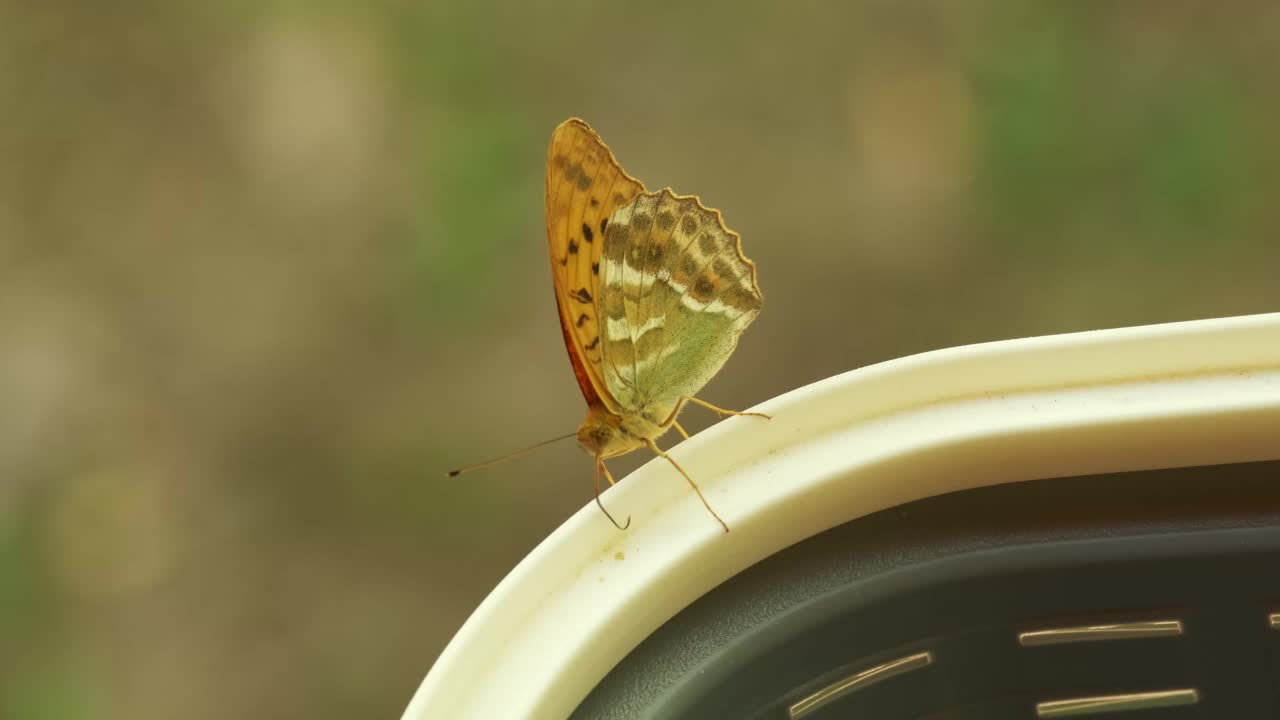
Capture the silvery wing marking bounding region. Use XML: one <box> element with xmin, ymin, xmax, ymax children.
<box><xmin>597</xmin><ymin>188</ymin><xmax>762</xmax><ymax>421</ymax></box>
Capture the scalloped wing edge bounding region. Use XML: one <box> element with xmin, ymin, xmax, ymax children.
<box><xmin>648</xmin><ymin>186</ymin><xmax>762</xmax><ymax>302</ymax></box>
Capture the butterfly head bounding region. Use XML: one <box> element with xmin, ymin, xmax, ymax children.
<box><xmin>577</xmin><ymin>405</ymin><xmax>646</xmax><ymax>460</ymax></box>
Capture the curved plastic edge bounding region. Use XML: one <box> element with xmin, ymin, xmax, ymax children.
<box><xmin>404</xmin><ymin>312</ymin><xmax>1280</xmax><ymax>720</ymax></box>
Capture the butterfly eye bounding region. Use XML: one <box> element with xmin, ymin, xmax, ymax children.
<box><xmin>577</xmin><ymin>422</ymin><xmax>615</xmax><ymax>454</ymax></box>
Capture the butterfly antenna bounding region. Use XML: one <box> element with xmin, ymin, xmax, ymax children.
<box><xmin>595</xmin><ymin>458</ymin><xmax>631</xmax><ymax>530</ymax></box>
<box><xmin>446</xmin><ymin>432</ymin><xmax>578</xmax><ymax>477</ymax></box>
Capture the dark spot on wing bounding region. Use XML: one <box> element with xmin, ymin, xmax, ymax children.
<box><xmin>590</xmin><ymin>197</ymin><xmax>599</xmax><ymax>207</ymax></box>
<box><xmin>553</xmin><ymin>155</ymin><xmax>567</xmax><ymax>168</ymax></box>
<box><xmin>656</xmin><ymin>210</ymin><xmax>675</xmax><ymax>231</ymax></box>
<box><xmin>606</xmin><ymin>222</ymin><xmax>630</xmax><ymax>245</ymax></box>
<box><xmin>576</xmin><ymin>312</ymin><xmax>589</xmax><ymax>327</ymax></box>
<box><xmin>724</xmin><ymin>282</ymin><xmax>762</xmax><ymax>312</ymax></box>
<box><xmin>586</xmin><ymin>336</ymin><xmax>600</xmax><ymax>351</ymax></box>
<box><xmin>646</xmin><ymin>242</ymin><xmax>666</xmax><ymax>263</ymax></box>
<box><xmin>602</xmin><ymin>291</ymin><xmax>624</xmax><ymax>318</ymax></box>
<box><xmin>712</xmin><ymin>259</ymin><xmax>734</xmax><ymax>280</ymax></box>
<box><xmin>571</xmin><ymin>287</ymin><xmax>593</xmax><ymax>303</ymax></box>
<box><xmin>680</xmin><ymin>216</ymin><xmax>698</xmax><ymax>235</ymax></box>
<box><xmin>568</xmin><ymin>239</ymin><xmax>579</xmax><ymax>254</ymax></box>
<box><xmin>613</xmin><ymin>192</ymin><xmax>625</xmax><ymax>204</ymax></box>
<box><xmin>599</xmin><ymin>217</ymin><xmax>608</xmax><ymax>235</ymax></box>
<box><xmin>582</xmin><ymin>223</ymin><xmax>594</xmax><ymax>243</ymax></box>
<box><xmin>632</xmin><ymin>213</ymin><xmax>653</xmax><ymax>233</ymax></box>
<box><xmin>564</xmin><ymin>163</ymin><xmax>593</xmax><ymax>191</ymax></box>
<box><xmin>693</xmin><ymin>275</ymin><xmax>715</xmax><ymax>300</ymax></box>
<box><xmin>591</xmin><ymin>262</ymin><xmax>600</xmax><ymax>275</ymax></box>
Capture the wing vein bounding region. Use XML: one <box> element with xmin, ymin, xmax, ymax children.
<box><xmin>622</xmin><ymin>199</ymin><xmax>640</xmax><ymax>392</ymax></box>
<box><xmin>594</xmin><ymin>170</ymin><xmax>622</xmax><ymax>390</ymax></box>
<box><xmin>666</xmin><ymin>246</ymin><xmax>757</xmax><ymax>386</ymax></box>
<box><xmin>635</xmin><ymin>194</ymin><xmax>697</xmax><ymax>393</ymax></box>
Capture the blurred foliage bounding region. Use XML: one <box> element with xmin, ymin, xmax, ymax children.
<box><xmin>1</xmin><ymin>1</ymin><xmax>1278</xmax><ymax>718</ymax></box>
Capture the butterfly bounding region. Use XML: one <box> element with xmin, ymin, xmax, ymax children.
<box><xmin>544</xmin><ymin>118</ymin><xmax>766</xmax><ymax>533</ymax></box>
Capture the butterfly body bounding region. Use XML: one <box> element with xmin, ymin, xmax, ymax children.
<box><xmin>575</xmin><ymin>403</ymin><xmax>663</xmax><ymax>461</ymax></box>
<box><xmin>544</xmin><ymin>118</ymin><xmax>765</xmax><ymax>531</ymax></box>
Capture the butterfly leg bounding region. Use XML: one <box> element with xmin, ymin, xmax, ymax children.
<box><xmin>600</xmin><ymin>460</ymin><xmax>620</xmax><ymax>486</ymax></box>
<box><xmin>684</xmin><ymin>395</ymin><xmax>771</xmax><ymax>420</ymax></box>
<box><xmin>594</xmin><ymin>458</ymin><xmax>630</xmax><ymax>530</ymax></box>
<box><xmin>673</xmin><ymin>420</ymin><xmax>691</xmax><ymax>441</ymax></box>
<box><xmin>643</xmin><ymin>439</ymin><xmax>730</xmax><ymax>534</ymax></box>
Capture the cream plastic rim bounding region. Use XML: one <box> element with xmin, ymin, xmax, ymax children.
<box><xmin>405</xmin><ymin>312</ymin><xmax>1280</xmax><ymax>720</ymax></box>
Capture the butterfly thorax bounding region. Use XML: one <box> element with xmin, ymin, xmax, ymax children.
<box><xmin>576</xmin><ymin>404</ymin><xmax>667</xmax><ymax>460</ymax></box>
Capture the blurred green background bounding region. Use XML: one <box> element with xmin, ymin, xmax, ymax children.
<box><xmin>2</xmin><ymin>1</ymin><xmax>1278</xmax><ymax>718</ymax></box>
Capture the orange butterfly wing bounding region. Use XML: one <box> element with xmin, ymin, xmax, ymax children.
<box><xmin>545</xmin><ymin>118</ymin><xmax>645</xmax><ymax>413</ymax></box>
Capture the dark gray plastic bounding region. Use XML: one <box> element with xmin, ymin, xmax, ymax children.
<box><xmin>574</xmin><ymin>460</ymin><xmax>1280</xmax><ymax>719</ymax></box>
